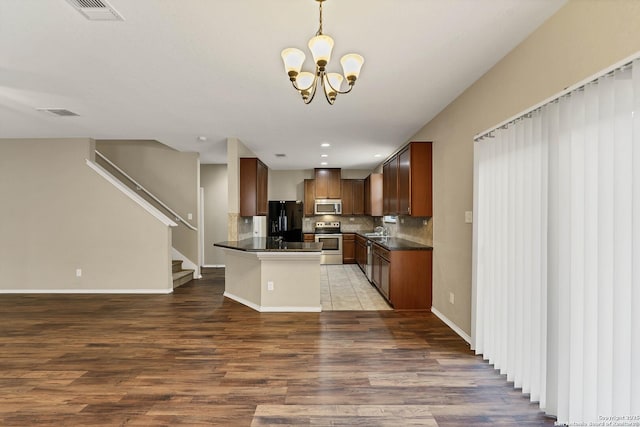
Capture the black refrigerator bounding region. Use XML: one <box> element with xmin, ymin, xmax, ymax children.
<box><xmin>268</xmin><ymin>201</ymin><xmax>304</xmax><ymax>242</ymax></box>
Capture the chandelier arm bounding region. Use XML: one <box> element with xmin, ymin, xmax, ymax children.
<box><xmin>304</xmin><ymin>79</ymin><xmax>319</xmax><ymax>104</ymax></box>
<box><xmin>323</xmin><ymin>74</ymin><xmax>356</xmax><ymax>95</ymax></box>
<box><xmin>300</xmin><ymin>69</ymin><xmax>321</xmax><ymax>104</ymax></box>
<box><xmin>322</xmin><ymin>84</ymin><xmax>336</xmax><ymax>105</ymax></box>
<box><xmin>290</xmin><ymin>73</ymin><xmax>317</xmax><ymax>93</ymax></box>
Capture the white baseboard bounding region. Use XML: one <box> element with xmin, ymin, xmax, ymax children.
<box><xmin>431</xmin><ymin>306</ymin><xmax>472</xmax><ymax>345</ymax></box>
<box><xmin>0</xmin><ymin>289</ymin><xmax>173</xmax><ymax>294</ymax></box>
<box><xmin>260</xmin><ymin>306</ymin><xmax>322</xmax><ymax>313</ymax></box>
<box><xmin>202</xmin><ymin>264</ymin><xmax>225</xmax><ymax>268</ymax></box>
<box><xmin>223</xmin><ymin>291</ymin><xmax>261</xmax><ymax>311</ymax></box>
<box><xmin>223</xmin><ymin>292</ymin><xmax>321</xmax><ymax>313</ymax></box>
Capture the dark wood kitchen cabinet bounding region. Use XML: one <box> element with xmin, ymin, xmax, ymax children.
<box><xmin>355</xmin><ymin>234</ymin><xmax>367</xmax><ymax>272</ymax></box>
<box><xmin>240</xmin><ymin>157</ymin><xmax>268</xmax><ymax>216</ymax></box>
<box><xmin>342</xmin><ymin>233</ymin><xmax>355</xmax><ymax>264</ymax></box>
<box><xmin>372</xmin><ymin>243</ymin><xmax>390</xmax><ymax>300</ymax></box>
<box><xmin>383</xmin><ymin>157</ymin><xmax>398</xmax><ymax>215</ymax></box>
<box><xmin>304</xmin><ymin>179</ymin><xmax>315</xmax><ymax>216</ymax></box>
<box><xmin>370</xmin><ymin>242</ymin><xmax>432</xmax><ymax>310</ymax></box>
<box><xmin>314</xmin><ymin>168</ymin><xmax>341</xmax><ymax>199</ymax></box>
<box><xmin>383</xmin><ymin>141</ymin><xmax>432</xmax><ymax>217</ymax></box>
<box><xmin>303</xmin><ymin>233</ymin><xmax>315</xmax><ymax>243</ymax></box>
<box><xmin>341</xmin><ymin>179</ymin><xmax>365</xmax><ymax>216</ymax></box>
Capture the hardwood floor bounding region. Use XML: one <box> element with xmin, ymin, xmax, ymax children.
<box><xmin>0</xmin><ymin>268</ymin><xmax>554</xmax><ymax>426</ymax></box>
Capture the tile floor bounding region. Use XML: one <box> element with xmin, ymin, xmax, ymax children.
<box><xmin>320</xmin><ymin>264</ymin><xmax>392</xmax><ymax>311</ymax></box>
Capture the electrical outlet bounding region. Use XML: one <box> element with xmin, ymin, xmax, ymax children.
<box><xmin>76</xmin><ymin>269</ymin><xmax>82</xmax><ymax>277</ymax></box>
<box><xmin>187</xmin><ymin>213</ymin><xmax>193</xmax><ymax>220</ymax></box>
<box><xmin>449</xmin><ymin>292</ymin><xmax>455</xmax><ymax>304</ymax></box>
<box><xmin>267</xmin><ymin>281</ymin><xmax>274</xmax><ymax>291</ymax></box>
<box><xmin>423</xmin><ymin>219</ymin><xmax>428</xmax><ymax>226</ymax></box>
<box><xmin>465</xmin><ymin>211</ymin><xmax>473</xmax><ymax>224</ymax></box>
<box><xmin>349</xmin><ymin>217</ymin><xmax>355</xmax><ymax>221</ymax></box>
<box><xmin>244</xmin><ymin>218</ymin><xmax>249</xmax><ymax>224</ymax></box>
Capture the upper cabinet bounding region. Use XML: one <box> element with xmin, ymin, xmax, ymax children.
<box><xmin>303</xmin><ymin>179</ymin><xmax>315</xmax><ymax>216</ymax></box>
<box><xmin>314</xmin><ymin>168</ymin><xmax>341</xmax><ymax>199</ymax></box>
<box><xmin>365</xmin><ymin>173</ymin><xmax>383</xmax><ymax>216</ymax></box>
<box><xmin>341</xmin><ymin>179</ymin><xmax>365</xmax><ymax>216</ymax></box>
<box><xmin>240</xmin><ymin>157</ymin><xmax>268</xmax><ymax>216</ymax></box>
<box><xmin>383</xmin><ymin>157</ymin><xmax>398</xmax><ymax>215</ymax></box>
<box><xmin>383</xmin><ymin>141</ymin><xmax>432</xmax><ymax>217</ymax></box>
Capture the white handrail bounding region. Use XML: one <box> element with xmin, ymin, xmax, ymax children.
<box><xmin>95</xmin><ymin>150</ymin><xmax>197</xmax><ymax>231</ymax></box>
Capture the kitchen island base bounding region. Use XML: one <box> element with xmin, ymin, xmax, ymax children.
<box><xmin>221</xmin><ymin>248</ymin><xmax>322</xmax><ymax>312</ymax></box>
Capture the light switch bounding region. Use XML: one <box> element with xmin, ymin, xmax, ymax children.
<box><xmin>465</xmin><ymin>211</ymin><xmax>473</xmax><ymax>224</ymax></box>
<box><xmin>187</xmin><ymin>213</ymin><xmax>193</xmax><ymax>220</ymax></box>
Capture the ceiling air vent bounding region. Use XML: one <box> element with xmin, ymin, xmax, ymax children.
<box><xmin>275</xmin><ymin>154</ymin><xmax>287</xmax><ymax>158</ymax></box>
<box><xmin>37</xmin><ymin>108</ymin><xmax>80</xmax><ymax>117</ymax></box>
<box><xmin>65</xmin><ymin>0</ymin><xmax>124</xmax><ymax>21</ymax></box>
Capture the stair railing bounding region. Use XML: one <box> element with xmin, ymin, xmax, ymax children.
<box><xmin>95</xmin><ymin>150</ymin><xmax>197</xmax><ymax>231</ymax></box>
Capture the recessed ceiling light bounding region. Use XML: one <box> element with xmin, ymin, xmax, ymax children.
<box><xmin>320</xmin><ymin>154</ymin><xmax>328</xmax><ymax>158</ymax></box>
<box><xmin>320</xmin><ymin>143</ymin><xmax>331</xmax><ymax>148</ymax></box>
<box><xmin>374</xmin><ymin>153</ymin><xmax>382</xmax><ymax>158</ymax></box>
<box><xmin>197</xmin><ymin>136</ymin><xmax>207</xmax><ymax>142</ymax></box>
<box><xmin>320</xmin><ymin>161</ymin><xmax>328</xmax><ymax>166</ymax></box>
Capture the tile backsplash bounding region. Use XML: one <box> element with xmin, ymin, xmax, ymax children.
<box><xmin>374</xmin><ymin>216</ymin><xmax>433</xmax><ymax>246</ymax></box>
<box><xmin>303</xmin><ymin>215</ymin><xmax>375</xmax><ymax>233</ymax></box>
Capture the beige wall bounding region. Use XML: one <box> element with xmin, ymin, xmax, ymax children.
<box><xmin>268</xmin><ymin>169</ymin><xmax>373</xmax><ymax>202</ymax></box>
<box><xmin>269</xmin><ymin>170</ymin><xmax>313</xmax><ymax>201</ymax></box>
<box><xmin>96</xmin><ymin>140</ymin><xmax>200</xmax><ymax>265</ymax></box>
<box><xmin>0</xmin><ymin>138</ymin><xmax>172</xmax><ymax>292</ymax></box>
<box><xmin>201</xmin><ymin>164</ymin><xmax>228</xmax><ymax>266</ymax></box>
<box><xmin>409</xmin><ymin>0</ymin><xmax>640</xmax><ymax>334</ymax></box>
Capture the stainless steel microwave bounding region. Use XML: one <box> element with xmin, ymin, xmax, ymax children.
<box><xmin>314</xmin><ymin>199</ymin><xmax>342</xmax><ymax>215</ymax></box>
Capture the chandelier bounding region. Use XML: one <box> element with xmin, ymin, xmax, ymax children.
<box><xmin>280</xmin><ymin>0</ymin><xmax>364</xmax><ymax>105</ymax></box>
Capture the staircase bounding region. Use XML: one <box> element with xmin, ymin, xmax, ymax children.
<box><xmin>172</xmin><ymin>260</ymin><xmax>194</xmax><ymax>288</ymax></box>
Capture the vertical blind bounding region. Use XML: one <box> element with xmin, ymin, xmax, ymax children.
<box><xmin>472</xmin><ymin>57</ymin><xmax>640</xmax><ymax>424</ymax></box>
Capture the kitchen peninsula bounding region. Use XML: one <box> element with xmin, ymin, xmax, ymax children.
<box><xmin>214</xmin><ymin>238</ymin><xmax>323</xmax><ymax>312</ymax></box>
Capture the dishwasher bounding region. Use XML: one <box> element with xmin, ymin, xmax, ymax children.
<box><xmin>365</xmin><ymin>239</ymin><xmax>373</xmax><ymax>282</ymax></box>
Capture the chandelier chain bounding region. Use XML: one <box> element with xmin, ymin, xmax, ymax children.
<box><xmin>317</xmin><ymin>1</ymin><xmax>323</xmax><ymax>36</ymax></box>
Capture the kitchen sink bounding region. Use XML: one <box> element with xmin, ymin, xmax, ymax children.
<box><xmin>365</xmin><ymin>234</ymin><xmax>389</xmax><ymax>242</ymax></box>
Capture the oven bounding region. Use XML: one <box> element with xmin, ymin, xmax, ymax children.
<box><xmin>313</xmin><ymin>221</ymin><xmax>343</xmax><ymax>265</ymax></box>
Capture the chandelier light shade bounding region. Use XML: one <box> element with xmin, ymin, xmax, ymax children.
<box><xmin>281</xmin><ymin>0</ymin><xmax>364</xmax><ymax>105</ymax></box>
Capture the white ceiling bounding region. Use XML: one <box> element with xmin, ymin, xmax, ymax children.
<box><xmin>0</xmin><ymin>0</ymin><xmax>565</xmax><ymax>170</ymax></box>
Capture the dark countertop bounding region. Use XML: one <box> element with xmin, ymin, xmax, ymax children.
<box><xmin>214</xmin><ymin>238</ymin><xmax>323</xmax><ymax>252</ymax></box>
<box><xmin>355</xmin><ymin>232</ymin><xmax>433</xmax><ymax>251</ymax></box>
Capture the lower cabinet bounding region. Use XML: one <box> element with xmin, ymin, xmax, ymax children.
<box><xmin>303</xmin><ymin>233</ymin><xmax>315</xmax><ymax>243</ymax></box>
<box><xmin>342</xmin><ymin>233</ymin><xmax>355</xmax><ymax>264</ymax></box>
<box><xmin>371</xmin><ymin>242</ymin><xmax>432</xmax><ymax>310</ymax></box>
<box><xmin>372</xmin><ymin>244</ymin><xmax>390</xmax><ymax>300</ymax></box>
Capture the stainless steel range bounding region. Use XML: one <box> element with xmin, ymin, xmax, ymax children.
<box><xmin>314</xmin><ymin>221</ymin><xmax>343</xmax><ymax>265</ymax></box>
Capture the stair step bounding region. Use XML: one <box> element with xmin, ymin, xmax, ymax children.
<box><xmin>171</xmin><ymin>260</ymin><xmax>182</xmax><ymax>273</ymax></box>
<box><xmin>172</xmin><ymin>269</ymin><xmax>194</xmax><ymax>288</ymax></box>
